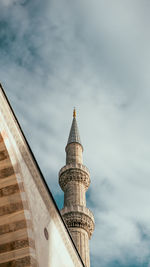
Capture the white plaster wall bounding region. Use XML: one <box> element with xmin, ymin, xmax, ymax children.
<box><xmin>0</xmin><ymin>87</ymin><xmax>84</xmax><ymax>267</ymax></box>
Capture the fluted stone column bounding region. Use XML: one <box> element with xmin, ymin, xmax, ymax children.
<box><xmin>59</xmin><ymin>109</ymin><xmax>94</xmax><ymax>267</ymax></box>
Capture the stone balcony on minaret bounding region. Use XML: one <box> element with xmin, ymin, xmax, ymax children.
<box><xmin>59</xmin><ymin>109</ymin><xmax>94</xmax><ymax>267</ymax></box>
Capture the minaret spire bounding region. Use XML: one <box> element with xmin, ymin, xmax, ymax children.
<box><xmin>59</xmin><ymin>110</ymin><xmax>94</xmax><ymax>267</ymax></box>
<box><xmin>67</xmin><ymin>108</ymin><xmax>82</xmax><ymax>146</ymax></box>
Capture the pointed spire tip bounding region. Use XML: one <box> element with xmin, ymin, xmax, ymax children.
<box><xmin>67</xmin><ymin>107</ymin><xmax>82</xmax><ymax>146</ymax></box>
<box><xmin>73</xmin><ymin>107</ymin><xmax>76</xmax><ymax>118</ymax></box>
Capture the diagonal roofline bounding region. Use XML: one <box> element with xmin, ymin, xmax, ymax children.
<box><xmin>0</xmin><ymin>83</ymin><xmax>85</xmax><ymax>267</ymax></box>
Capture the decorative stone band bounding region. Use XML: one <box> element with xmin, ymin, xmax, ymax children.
<box><xmin>61</xmin><ymin>206</ymin><xmax>95</xmax><ymax>238</ymax></box>
<box><xmin>59</xmin><ymin>164</ymin><xmax>90</xmax><ymax>191</ymax></box>
<box><xmin>59</xmin><ymin>163</ymin><xmax>90</xmax><ymax>177</ymax></box>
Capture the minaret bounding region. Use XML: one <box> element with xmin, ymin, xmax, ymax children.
<box><xmin>59</xmin><ymin>109</ymin><xmax>94</xmax><ymax>267</ymax></box>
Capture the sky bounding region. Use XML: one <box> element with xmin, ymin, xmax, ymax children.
<box><xmin>0</xmin><ymin>0</ymin><xmax>150</xmax><ymax>266</ymax></box>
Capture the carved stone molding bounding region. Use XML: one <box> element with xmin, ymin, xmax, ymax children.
<box><xmin>62</xmin><ymin>209</ymin><xmax>95</xmax><ymax>239</ymax></box>
<box><xmin>59</xmin><ymin>167</ymin><xmax>90</xmax><ymax>191</ymax></box>
<box><xmin>59</xmin><ymin>163</ymin><xmax>90</xmax><ymax>177</ymax></box>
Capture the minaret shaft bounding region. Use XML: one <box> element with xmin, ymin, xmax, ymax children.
<box><xmin>66</xmin><ymin>143</ymin><xmax>83</xmax><ymax>165</ymax></box>
<box><xmin>70</xmin><ymin>228</ymin><xmax>89</xmax><ymax>265</ymax></box>
<box><xmin>59</xmin><ymin>110</ymin><xmax>94</xmax><ymax>267</ymax></box>
<box><xmin>64</xmin><ymin>182</ymin><xmax>86</xmax><ymax>207</ymax></box>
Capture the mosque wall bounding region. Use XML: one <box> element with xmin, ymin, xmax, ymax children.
<box><xmin>0</xmin><ymin>84</ymin><xmax>84</xmax><ymax>267</ymax></box>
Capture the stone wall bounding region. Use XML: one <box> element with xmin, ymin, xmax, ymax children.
<box><xmin>0</xmin><ymin>133</ymin><xmax>36</xmax><ymax>266</ymax></box>
<box><xmin>0</xmin><ymin>84</ymin><xmax>84</xmax><ymax>267</ymax></box>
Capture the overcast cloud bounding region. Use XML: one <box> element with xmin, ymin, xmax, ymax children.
<box><xmin>0</xmin><ymin>1</ymin><xmax>150</xmax><ymax>266</ymax></box>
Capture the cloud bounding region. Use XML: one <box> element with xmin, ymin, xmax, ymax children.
<box><xmin>0</xmin><ymin>1</ymin><xmax>150</xmax><ymax>266</ymax></box>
